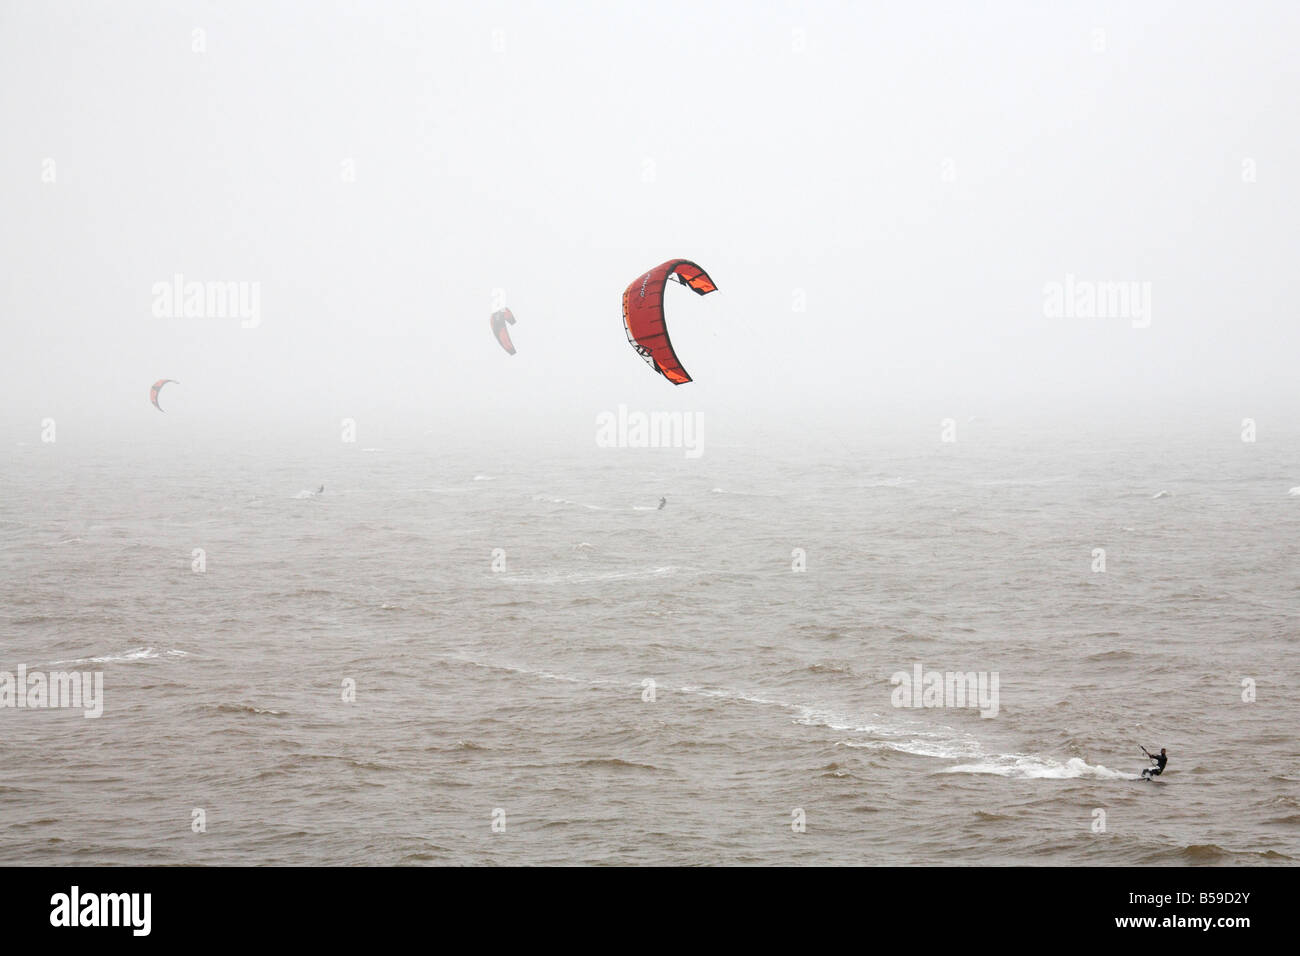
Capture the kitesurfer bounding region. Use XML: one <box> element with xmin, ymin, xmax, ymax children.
<box><xmin>1141</xmin><ymin>747</ymin><xmax>1167</xmax><ymax>779</ymax></box>
<box><xmin>317</xmin><ymin>484</ymin><xmax>324</xmax><ymax>495</ymax></box>
<box><xmin>658</xmin><ymin>497</ymin><xmax>666</xmax><ymax>510</ymax></box>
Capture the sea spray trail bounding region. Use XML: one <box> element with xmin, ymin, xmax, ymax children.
<box><xmin>942</xmin><ymin>755</ymin><xmax>1143</xmax><ymax>780</ymax></box>
<box><xmin>446</xmin><ymin>654</ymin><xmax>993</xmax><ymax>765</ymax></box>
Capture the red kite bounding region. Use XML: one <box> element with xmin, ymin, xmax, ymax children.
<box><xmin>621</xmin><ymin>260</ymin><xmax>717</xmax><ymax>384</ymax></box>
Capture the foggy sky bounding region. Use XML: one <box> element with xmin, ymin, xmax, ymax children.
<box><xmin>2</xmin><ymin>1</ymin><xmax>1298</xmax><ymax>447</ymax></box>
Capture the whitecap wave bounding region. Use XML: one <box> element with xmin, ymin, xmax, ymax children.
<box><xmin>504</xmin><ymin>566</ymin><xmax>678</xmax><ymax>585</ymax></box>
<box><xmin>861</xmin><ymin>477</ymin><xmax>917</xmax><ymax>488</ymax></box>
<box><xmin>943</xmin><ymin>754</ymin><xmax>1141</xmax><ymax>780</ymax></box>
<box><xmin>45</xmin><ymin>647</ymin><xmax>189</xmax><ymax>666</ymax></box>
<box><xmin>534</xmin><ymin>495</ymin><xmax>602</xmax><ymax>510</ymax></box>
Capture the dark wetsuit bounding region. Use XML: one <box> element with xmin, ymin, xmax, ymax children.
<box><xmin>658</xmin><ymin>497</ymin><xmax>666</xmax><ymax>510</ymax></box>
<box><xmin>1142</xmin><ymin>752</ymin><xmax>1167</xmax><ymax>778</ymax></box>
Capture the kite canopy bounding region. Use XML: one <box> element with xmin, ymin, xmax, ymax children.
<box><xmin>149</xmin><ymin>378</ymin><xmax>177</xmax><ymax>412</ymax></box>
<box><xmin>621</xmin><ymin>259</ymin><xmax>717</xmax><ymax>384</ymax></box>
<box><xmin>490</xmin><ymin>308</ymin><xmax>517</xmax><ymax>355</ymax></box>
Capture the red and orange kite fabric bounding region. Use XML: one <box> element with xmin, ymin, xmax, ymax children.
<box><xmin>621</xmin><ymin>259</ymin><xmax>717</xmax><ymax>385</ymax></box>
<box><xmin>490</xmin><ymin>308</ymin><xmax>517</xmax><ymax>355</ymax></box>
<box><xmin>150</xmin><ymin>378</ymin><xmax>178</xmax><ymax>412</ymax></box>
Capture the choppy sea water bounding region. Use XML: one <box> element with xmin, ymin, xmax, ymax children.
<box><xmin>1</xmin><ymin>422</ymin><xmax>1297</xmax><ymax>865</ymax></box>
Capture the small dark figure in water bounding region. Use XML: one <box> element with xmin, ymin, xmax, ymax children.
<box><xmin>1141</xmin><ymin>747</ymin><xmax>1167</xmax><ymax>779</ymax></box>
<box><xmin>658</xmin><ymin>497</ymin><xmax>666</xmax><ymax>510</ymax></box>
<box><xmin>317</xmin><ymin>484</ymin><xmax>325</xmax><ymax>495</ymax></box>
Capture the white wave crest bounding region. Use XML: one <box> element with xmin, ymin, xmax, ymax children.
<box><xmin>943</xmin><ymin>754</ymin><xmax>1141</xmax><ymax>779</ymax></box>
<box><xmin>45</xmin><ymin>647</ymin><xmax>189</xmax><ymax>666</ymax></box>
